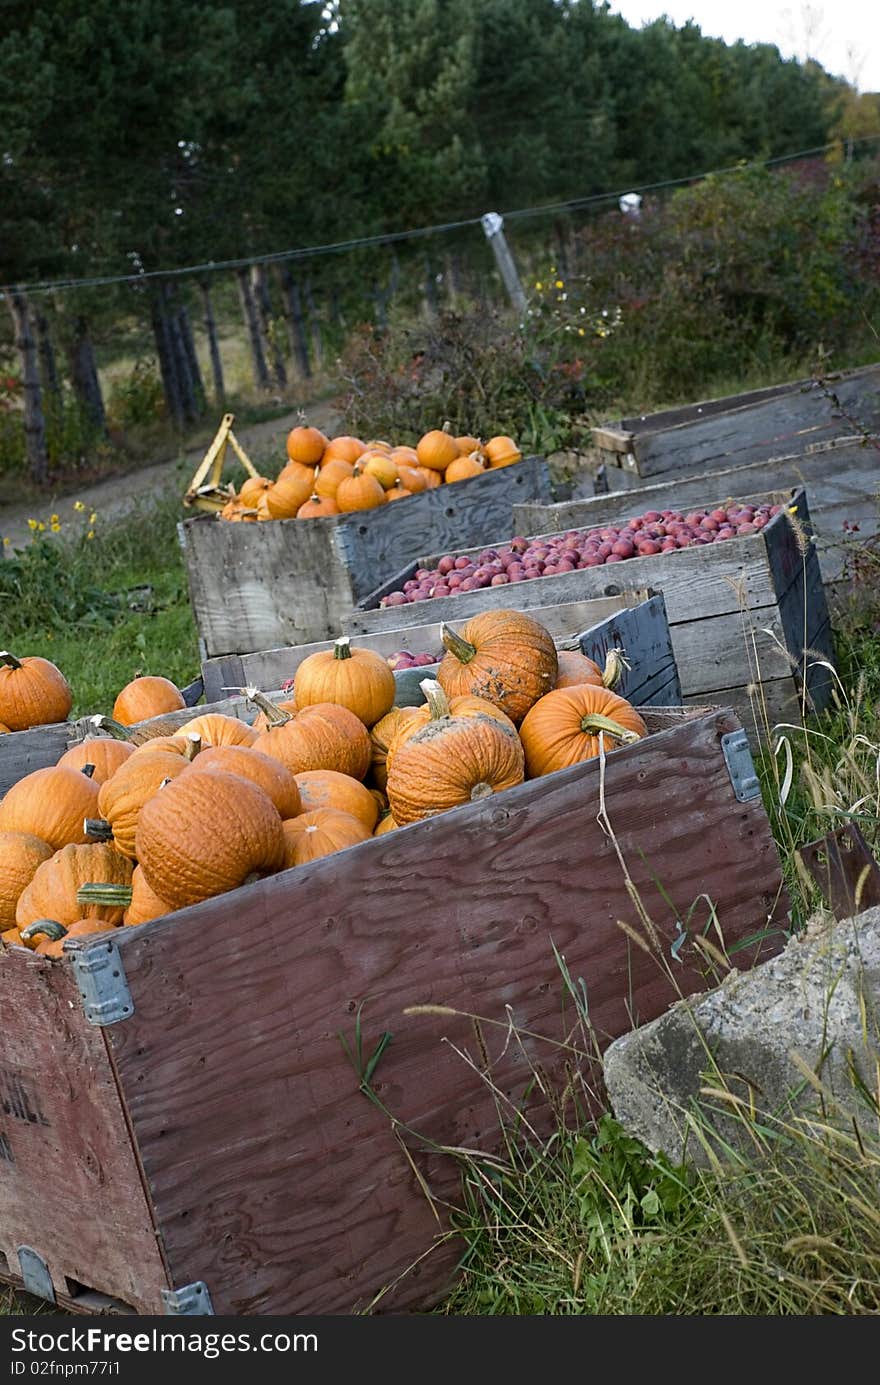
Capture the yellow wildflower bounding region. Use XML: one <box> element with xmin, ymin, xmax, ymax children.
<box><xmin>73</xmin><ymin>500</ymin><xmax>85</xmax><ymax>512</ymax></box>
<box><xmin>36</xmin><ymin>522</ymin><xmax>45</xmax><ymax>533</ymax></box>
<box><xmin>534</xmin><ymin>281</ymin><xmax>543</xmax><ymax>291</ymax></box>
<box><xmin>89</xmin><ymin>512</ymin><xmax>97</xmax><ymax>525</ymax></box>
<box><xmin>555</xmin><ymin>279</ymin><xmax>564</xmax><ymax>289</ymax></box>
<box><xmin>50</xmin><ymin>522</ymin><xmax>61</xmax><ymax>533</ymax></box>
<box><xmin>27</xmin><ymin>518</ymin><xmax>39</xmax><ymax>531</ymax></box>
<box><xmin>86</xmin><ymin>530</ymin><xmax>95</xmax><ymax>541</ymax></box>
<box><xmin>50</xmin><ymin>513</ymin><xmax>59</xmax><ymax>524</ymax></box>
<box><xmin>578</xmin><ymin>327</ymin><xmax>585</xmax><ymax>336</ymax></box>
<box><xmin>2</xmin><ymin>537</ymin><xmax>10</xmax><ymax>547</ymax></box>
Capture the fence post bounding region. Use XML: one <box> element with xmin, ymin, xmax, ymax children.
<box><xmin>481</xmin><ymin>212</ymin><xmax>527</xmax><ymax>316</ymax></box>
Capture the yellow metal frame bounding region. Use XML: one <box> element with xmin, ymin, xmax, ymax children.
<box><xmin>183</xmin><ymin>413</ymin><xmax>261</xmax><ymax>511</ymax></box>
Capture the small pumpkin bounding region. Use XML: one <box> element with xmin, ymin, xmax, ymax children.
<box><xmin>176</xmin><ymin>713</ymin><xmax>257</xmax><ymax>748</ymax></box>
<box><xmin>518</xmin><ymin>685</ymin><xmax>647</xmax><ymax>779</ymax></box>
<box><xmin>397</xmin><ymin>465</ymin><xmax>428</xmax><ymax>494</ymax></box>
<box><xmin>286</xmin><ymin>424</ymin><xmax>328</xmax><ymax>466</ymax></box>
<box><xmin>251</xmin><ymin>696</ymin><xmax>371</xmax><ymax>780</ymax></box>
<box><xmin>190</xmin><ymin>745</ymin><xmax>302</xmax><ymax>819</ymax></box>
<box><xmin>385</xmin><ymin>486</ymin><xmax>410</xmax><ymax>502</ymax></box>
<box><xmin>362</xmin><ymin>452</ymin><xmax>399</xmax><ymax>491</ymax></box>
<box><xmin>293</xmin><ymin>636</ymin><xmax>396</xmax><ymax>726</ymax></box>
<box><xmin>124</xmin><ymin>865</ymin><xmax>174</xmax><ymax>927</ymax></box>
<box><xmin>484</xmin><ymin>435</ymin><xmax>522</xmax><ymax>468</ymax></box>
<box><xmin>390</xmin><ymin>446</ymin><xmax>419</xmax><ymax>468</ymax></box>
<box><xmin>58</xmin><ymin>737</ymin><xmax>135</xmax><ymax>784</ymax></box>
<box><xmin>444</xmin><ymin>452</ymin><xmax>487</xmax><ymax>484</ymax></box>
<box><xmin>555</xmin><ymin>648</ymin><xmax>628</xmax><ymax>691</ymax></box>
<box><xmin>281</xmin><ymin>809</ymin><xmax>370</xmax><ymax>867</ymax></box>
<box><xmin>335</xmin><ymin>464</ymin><xmax>387</xmax><ymax>513</ymax></box>
<box><xmin>0</xmin><ymin>831</ymin><xmax>54</xmax><ymax>929</ymax></box>
<box><xmin>419</xmin><ymin>467</ymin><xmax>442</xmax><ymax>488</ymax></box>
<box><xmin>0</xmin><ymin>765</ymin><xmax>100</xmax><ymax>850</ymax></box>
<box><xmin>322</xmin><ymin>435</ymin><xmax>365</xmax><ymax>466</ymax></box>
<box><xmin>0</xmin><ymin>651</ymin><xmax>72</xmax><ymax>731</ymax></box>
<box><xmin>238</xmin><ymin>475</ymin><xmax>272</xmax><ymax>507</ymax></box>
<box><xmin>265</xmin><ymin>462</ymin><xmax>318</xmax><ymax>519</ymax></box>
<box><xmin>16</xmin><ymin>843</ymin><xmax>133</xmax><ymax>930</ymax></box>
<box><xmin>95</xmin><ymin>751</ymin><xmax>189</xmax><ymax>858</ymax></box>
<box><xmin>437</xmin><ymin>610</ymin><xmax>558</xmax><ymax>725</ymax></box>
<box><xmin>136</xmin><ymin>770</ymin><xmax>286</xmax><ymax>910</ymax></box>
<box><xmin>454</xmin><ymin>434</ymin><xmax>482</xmax><ymax>456</ymax></box>
<box><xmin>314</xmin><ymin>458</ymin><xmax>354</xmax><ymax>499</ymax></box>
<box><xmin>386</xmin><ymin>681</ymin><xmax>525</xmax><ymax>825</ymax></box>
<box><xmin>416</xmin><ymin>428</ymin><xmax>458</xmax><ymax>473</ymax></box>
<box><xmin>369</xmin><ymin>707</ymin><xmax>424</xmax><ymax>791</ymax></box>
<box><xmin>293</xmin><ymin>769</ymin><xmax>379</xmax><ymax>830</ymax></box>
<box><xmin>297</xmin><ymin>492</ymin><xmax>339</xmax><ymax>519</ymax></box>
<box><xmin>113</xmin><ymin>675</ymin><xmax>186</xmax><ymax>726</ymax></box>
<box><xmin>32</xmin><ymin>918</ymin><xmax>118</xmax><ymax>959</ymax></box>
<box><xmin>373</xmin><ymin>813</ymin><xmax>398</xmax><ymax>836</ymax></box>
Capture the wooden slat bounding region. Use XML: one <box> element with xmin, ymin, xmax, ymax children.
<box><xmin>105</xmin><ymin>707</ymin><xmax>787</xmax><ymax>1315</ymax></box>
<box><xmin>0</xmin><ymin>723</ymin><xmax>73</xmax><ymax>798</ymax></box>
<box><xmin>606</xmin><ymin>371</ymin><xmax>832</xmax><ymax>440</ymax></box>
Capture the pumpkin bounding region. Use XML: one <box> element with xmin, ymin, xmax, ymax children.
<box><xmin>385</xmin><ymin>486</ymin><xmax>410</xmax><ymax>501</ymax></box>
<box><xmin>444</xmin><ymin>453</ymin><xmax>487</xmax><ymax>484</ymax></box>
<box><xmin>0</xmin><ymin>723</ymin><xmax>10</xmax><ymax>734</ymax></box>
<box><xmin>384</xmin><ymin>687</ymin><xmax>517</xmax><ymax>774</ymax></box>
<box><xmin>373</xmin><ymin>813</ymin><xmax>398</xmax><ymax>836</ymax></box>
<box><xmin>293</xmin><ymin>769</ymin><xmax>379</xmax><ymax>830</ymax></box>
<box><xmin>362</xmin><ymin>438</ymin><xmax>393</xmax><ymax>454</ymax></box>
<box><xmin>362</xmin><ymin>452</ymin><xmax>399</xmax><ymax>490</ymax></box>
<box><xmin>555</xmin><ymin>648</ymin><xmax>628</xmax><ymax>691</ymax></box>
<box><xmin>281</xmin><ymin>809</ymin><xmax>370</xmax><ymax>867</ymax></box>
<box><xmin>335</xmin><ymin>465</ymin><xmax>386</xmax><ymax>513</ymax></box>
<box><xmin>252</xmin><ymin>696</ymin><xmax>297</xmax><ymax>733</ymax></box>
<box><xmin>176</xmin><ymin>713</ymin><xmax>257</xmax><ymax>748</ymax></box>
<box><xmin>136</xmin><ymin>770</ymin><xmax>286</xmax><ymax>910</ymax></box>
<box><xmin>420</xmin><ymin>467</ymin><xmax>442</xmax><ymax>488</ymax></box>
<box><xmin>58</xmin><ymin>737</ymin><xmax>135</xmax><ymax>784</ymax></box>
<box><xmin>416</xmin><ymin>429</ymin><xmax>458</xmax><ymax>473</ymax></box>
<box><xmin>16</xmin><ymin>843</ymin><xmax>133</xmax><ymax>930</ymax></box>
<box><xmin>31</xmin><ymin>918</ymin><xmax>118</xmax><ymax>959</ymax></box>
<box><xmin>251</xmin><ymin>695</ymin><xmax>371</xmax><ymax>780</ymax></box>
<box><xmin>369</xmin><ymin>707</ymin><xmax>423</xmax><ymax>791</ymax></box>
<box><xmin>397</xmin><ymin>465</ymin><xmax>428</xmax><ymax>494</ymax></box>
<box><xmin>112</xmin><ymin>675</ymin><xmax>186</xmax><ymax>726</ymax></box>
<box><xmin>124</xmin><ymin>865</ymin><xmax>174</xmax><ymax>927</ymax></box>
<box><xmin>437</xmin><ymin>610</ymin><xmax>558</xmax><ymax>725</ymax></box>
<box><xmin>2</xmin><ymin>927</ymin><xmax>24</xmax><ymax>948</ymax></box>
<box><xmin>369</xmin><ymin>786</ymin><xmax>388</xmax><ymax>813</ymax></box>
<box><xmin>190</xmin><ymin>745</ymin><xmax>302</xmax><ymax>819</ymax></box>
<box><xmin>286</xmin><ymin>424</ymin><xmax>328</xmax><ymax>466</ymax></box>
<box><xmin>519</xmin><ymin>685</ymin><xmax>647</xmax><ymax>778</ymax></box>
<box><xmin>0</xmin><ymin>765</ymin><xmax>100</xmax><ymax>850</ymax></box>
<box><xmin>484</xmin><ymin>435</ymin><xmax>522</xmax><ymax>468</ymax></box>
<box><xmin>238</xmin><ymin>475</ymin><xmax>272</xmax><ymax>507</ymax></box>
<box><xmin>454</xmin><ymin>434</ymin><xmax>482</xmax><ymax>456</ymax></box>
<box><xmin>256</xmin><ymin>493</ymin><xmax>272</xmax><ymax>520</ymax></box>
<box><xmin>95</xmin><ymin>751</ymin><xmax>189</xmax><ymax>858</ymax></box>
<box><xmin>130</xmin><ymin>732</ymin><xmax>201</xmax><ymax>759</ymax></box>
<box><xmin>0</xmin><ymin>831</ymin><xmax>54</xmax><ymax>929</ymax></box>
<box><xmin>386</xmin><ymin>682</ymin><xmax>525</xmax><ymax>824</ymax></box>
<box><xmin>265</xmin><ymin>462</ymin><xmax>317</xmax><ymax>519</ymax></box>
<box><xmin>297</xmin><ymin>492</ymin><xmax>339</xmax><ymax>519</ymax></box>
<box><xmin>322</xmin><ymin>435</ymin><xmax>365</xmax><ymax>466</ymax></box>
<box><xmin>314</xmin><ymin>458</ymin><xmax>353</xmax><ymax>499</ymax></box>
<box><xmin>294</xmin><ymin>636</ymin><xmax>396</xmax><ymax>726</ymax></box>
<box><xmin>390</xmin><ymin>446</ymin><xmax>419</xmax><ymax>468</ymax></box>
<box><xmin>0</xmin><ymin>651</ymin><xmax>72</xmax><ymax>731</ymax></box>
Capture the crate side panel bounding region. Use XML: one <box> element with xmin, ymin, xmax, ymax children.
<box><xmin>578</xmin><ymin>594</ymin><xmax>681</xmax><ymax>705</ymax></box>
<box><xmin>0</xmin><ymin>953</ymin><xmax>166</xmax><ymax>1312</ymax></box>
<box><xmin>0</xmin><ymin>724</ymin><xmax>74</xmax><ymax>798</ymax></box>
<box><xmin>609</xmin><ymin>372</ymin><xmax>822</xmax><ymax>438</ymax></box>
<box><xmin>108</xmin><ymin>709</ymin><xmax>786</xmax><ymax>1316</ymax></box>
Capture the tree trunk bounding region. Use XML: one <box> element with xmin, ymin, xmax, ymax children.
<box><xmin>444</xmin><ymin>252</ymin><xmax>464</xmax><ymax>303</ymax></box>
<box><xmin>200</xmin><ymin>279</ymin><xmax>226</xmax><ymax>407</ymax></box>
<box><xmin>423</xmin><ymin>255</ymin><xmax>437</xmax><ymax>318</ymax></box>
<box><xmin>278</xmin><ymin>264</ymin><xmax>311</xmax><ymax>381</ymax></box>
<box><xmin>164</xmin><ymin>285</ymin><xmax>198</xmax><ymax>424</ymax></box>
<box><xmin>304</xmin><ymin>278</ymin><xmax>324</xmax><ymax>370</ymax></box>
<box><xmin>33</xmin><ymin>308</ymin><xmax>61</xmax><ymax>404</ymax></box>
<box><xmin>150</xmin><ymin>290</ymin><xmax>185</xmax><ymax>427</ymax></box>
<box><xmin>253</xmin><ymin>265</ymin><xmax>287</xmax><ymax>390</ymax></box>
<box><xmin>177</xmin><ymin>300</ymin><xmax>206</xmax><ymax>416</ymax></box>
<box><xmin>67</xmin><ymin>316</ymin><xmax>107</xmax><ymax>433</ymax></box>
<box><xmin>8</xmin><ymin>290</ymin><xmax>49</xmax><ymax>484</ymax></box>
<box><xmin>236</xmin><ymin>266</ymin><xmax>271</xmax><ymax>392</ymax></box>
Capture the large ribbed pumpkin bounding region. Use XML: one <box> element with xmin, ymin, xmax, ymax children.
<box><xmin>190</xmin><ymin>745</ymin><xmax>302</xmax><ymax>819</ymax></box>
<box><xmin>112</xmin><ymin>675</ymin><xmax>186</xmax><ymax>726</ymax></box>
<box><xmin>59</xmin><ymin>737</ymin><xmax>135</xmax><ymax>784</ymax></box>
<box><xmin>386</xmin><ymin>684</ymin><xmax>525</xmax><ymax>824</ymax></box>
<box><xmin>265</xmin><ymin>462</ymin><xmax>317</xmax><ymax>519</ymax></box>
<box><xmin>252</xmin><ymin>699</ymin><xmax>371</xmax><ymax>780</ymax></box>
<box><xmin>124</xmin><ymin>866</ymin><xmax>174</xmax><ymax>927</ymax></box>
<box><xmin>135</xmin><ymin>770</ymin><xmax>286</xmax><ymax>910</ymax></box>
<box><xmin>0</xmin><ymin>652</ymin><xmax>72</xmax><ymax>731</ymax></box>
<box><xmin>369</xmin><ymin>707</ymin><xmax>424</xmax><ymax>791</ymax></box>
<box><xmin>176</xmin><ymin>713</ymin><xmax>257</xmax><ymax>748</ymax></box>
<box><xmin>252</xmin><ymin>696</ymin><xmax>297</xmax><ymax>733</ymax></box>
<box><xmin>0</xmin><ymin>831</ymin><xmax>54</xmax><ymax>929</ymax></box>
<box><xmin>16</xmin><ymin>843</ymin><xmax>133</xmax><ymax>929</ymax></box>
<box><xmin>0</xmin><ymin>766</ymin><xmax>100</xmax><ymax>850</ymax></box>
<box><xmin>518</xmin><ymin>685</ymin><xmax>647</xmax><ymax>778</ymax></box>
<box><xmin>437</xmin><ymin>610</ymin><xmax>558</xmax><ymax>725</ymax></box>
<box><xmin>293</xmin><ymin>637</ymin><xmax>395</xmax><ymax>726</ymax></box>
<box><xmin>384</xmin><ymin>687</ymin><xmax>517</xmax><ymax>774</ymax></box>
<box><xmin>286</xmin><ymin>425</ymin><xmax>327</xmax><ymax>466</ymax></box>
<box><xmin>96</xmin><ymin>751</ymin><xmax>189</xmax><ymax>858</ymax></box>
<box><xmin>293</xmin><ymin>770</ymin><xmax>379</xmax><ymax>830</ymax></box>
<box><xmin>281</xmin><ymin>809</ymin><xmax>370</xmax><ymax>867</ymax></box>
<box><xmin>130</xmin><ymin>733</ymin><xmax>200</xmax><ymax>759</ymax></box>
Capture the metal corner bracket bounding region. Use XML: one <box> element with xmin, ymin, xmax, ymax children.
<box><xmin>162</xmin><ymin>1281</ymin><xmax>215</xmax><ymax>1315</ymax></box>
<box><xmin>69</xmin><ymin>937</ymin><xmax>134</xmax><ymax>1026</ymax></box>
<box><xmin>721</xmin><ymin>729</ymin><xmax>761</xmax><ymax>802</ymax></box>
<box><xmin>17</xmin><ymin>1246</ymin><xmax>55</xmax><ymax>1303</ymax></box>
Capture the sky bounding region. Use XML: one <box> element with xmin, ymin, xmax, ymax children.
<box><xmin>608</xmin><ymin>1</ymin><xmax>880</xmax><ymax>92</ymax></box>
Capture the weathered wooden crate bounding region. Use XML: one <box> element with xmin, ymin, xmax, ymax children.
<box><xmin>592</xmin><ymin>363</ymin><xmax>880</xmax><ymax>490</ymax></box>
<box><xmin>178</xmin><ymin>456</ymin><xmax>551</xmax><ymax>659</ymax></box>
<box><xmin>352</xmin><ymin>487</ymin><xmax>834</xmax><ymax>736</ymax></box>
<box><xmin>0</xmin><ymin>703</ymin><xmax>787</xmax><ymax>1316</ymax></box>
<box><xmin>554</xmin><ymin>436</ymin><xmax>879</xmax><ymax>584</ymax></box>
<box><xmin>201</xmin><ymin>591</ymin><xmax>681</xmax><ymax>710</ymax></box>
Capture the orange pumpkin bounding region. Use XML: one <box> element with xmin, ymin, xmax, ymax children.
<box><xmin>16</xmin><ymin>842</ymin><xmax>133</xmax><ymax>930</ymax></box>
<box><xmin>190</xmin><ymin>745</ymin><xmax>302</xmax><ymax>819</ymax></box>
<box><xmin>385</xmin><ymin>486</ymin><xmax>410</xmax><ymax>501</ymax></box>
<box><xmin>314</xmin><ymin>458</ymin><xmax>354</xmax><ymax>499</ymax></box>
<box><xmin>0</xmin><ymin>765</ymin><xmax>100</xmax><ymax>850</ymax></box>
<box><xmin>369</xmin><ymin>706</ymin><xmax>424</xmax><ymax>791</ymax></box>
<box><xmin>281</xmin><ymin>809</ymin><xmax>370</xmax><ymax>867</ymax></box>
<box><xmin>238</xmin><ymin>475</ymin><xmax>272</xmax><ymax>507</ymax></box>
<box><xmin>0</xmin><ymin>831</ymin><xmax>54</xmax><ymax>929</ymax></box>
<box><xmin>130</xmin><ymin>733</ymin><xmax>201</xmax><ymax>759</ymax></box>
<box><xmin>293</xmin><ymin>636</ymin><xmax>396</xmax><ymax>726</ymax></box>
<box><xmin>322</xmin><ymin>435</ymin><xmax>365</xmax><ymax>466</ymax></box>
<box><xmin>265</xmin><ymin>462</ymin><xmax>318</xmax><ymax>519</ymax></box>
<box><xmin>555</xmin><ymin>648</ymin><xmax>627</xmax><ymax>691</ymax></box>
<box><xmin>136</xmin><ymin>770</ymin><xmax>286</xmax><ymax>910</ymax></box>
<box><xmin>390</xmin><ymin>446</ymin><xmax>419</xmax><ymax>468</ymax></box>
<box><xmin>0</xmin><ymin>652</ymin><xmax>72</xmax><ymax>731</ymax></box>
<box><xmin>286</xmin><ymin>425</ymin><xmax>328</xmax><ymax>466</ymax></box>
<box><xmin>113</xmin><ymin>676</ymin><xmax>186</xmax><ymax>726</ymax></box>
<box><xmin>95</xmin><ymin>751</ymin><xmax>189</xmax><ymax>858</ymax></box>
<box><xmin>384</xmin><ymin>688</ymin><xmax>517</xmax><ymax>774</ymax></box>
<box><xmin>33</xmin><ymin>918</ymin><xmax>118</xmax><ymax>959</ymax></box>
<box><xmin>297</xmin><ymin>492</ymin><xmax>339</xmax><ymax>519</ymax></box>
<box><xmin>397</xmin><ymin>465</ymin><xmax>428</xmax><ymax>494</ymax></box>
<box><xmin>293</xmin><ymin>770</ymin><xmax>379</xmax><ymax>830</ymax></box>
<box><xmin>373</xmin><ymin>813</ymin><xmax>398</xmax><ymax>836</ymax></box>
<box><xmin>416</xmin><ymin>429</ymin><xmax>458</xmax><ymax>473</ymax></box>
<box><xmin>252</xmin><ymin>698</ymin><xmax>371</xmax><ymax>780</ymax></box>
<box><xmin>444</xmin><ymin>453</ymin><xmax>487</xmax><ymax>484</ymax></box>
<box><xmin>362</xmin><ymin>452</ymin><xmax>399</xmax><ymax>491</ymax></box>
<box><xmin>124</xmin><ymin>865</ymin><xmax>174</xmax><ymax>927</ymax></box>
<box><xmin>484</xmin><ymin>435</ymin><xmax>522</xmax><ymax>468</ymax></box>
<box><xmin>519</xmin><ymin>685</ymin><xmax>647</xmax><ymax>778</ymax></box>
<box><xmin>437</xmin><ymin>610</ymin><xmax>558</xmax><ymax>725</ymax></box>
<box><xmin>58</xmin><ymin>737</ymin><xmax>135</xmax><ymax>784</ymax></box>
<box><xmin>335</xmin><ymin>465</ymin><xmax>387</xmax><ymax>513</ymax></box>
<box><xmin>419</xmin><ymin>467</ymin><xmax>442</xmax><ymax>489</ymax></box>
<box><xmin>252</xmin><ymin>696</ymin><xmax>297</xmax><ymax>733</ymax></box>
<box><xmin>176</xmin><ymin>713</ymin><xmax>257</xmax><ymax>748</ymax></box>
<box><xmin>454</xmin><ymin>434</ymin><xmax>482</xmax><ymax>456</ymax></box>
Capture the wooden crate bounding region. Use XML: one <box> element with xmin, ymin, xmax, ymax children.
<box><xmin>0</xmin><ymin>704</ymin><xmax>788</xmax><ymax>1316</ymax></box>
<box><xmin>351</xmin><ymin>487</ymin><xmax>834</xmax><ymax>736</ymax></box>
<box><xmin>592</xmin><ymin>363</ymin><xmax>880</xmax><ymax>489</ymax></box>
<box><xmin>178</xmin><ymin>456</ymin><xmax>551</xmax><ymax>659</ymax></box>
<box><xmin>550</xmin><ymin>437</ymin><xmax>878</xmax><ymax>584</ymax></box>
<box><xmin>201</xmin><ymin>592</ymin><xmax>681</xmax><ymax>710</ymax></box>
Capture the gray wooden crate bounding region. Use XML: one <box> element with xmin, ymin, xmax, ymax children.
<box><xmin>178</xmin><ymin>456</ymin><xmax>551</xmax><ymax>659</ymax></box>
<box><xmin>592</xmin><ymin>363</ymin><xmax>880</xmax><ymax>489</ymax></box>
<box><xmin>201</xmin><ymin>591</ymin><xmax>680</xmax><ymax>710</ymax></box>
<box><xmin>351</xmin><ymin>487</ymin><xmax>835</xmax><ymax>740</ymax></box>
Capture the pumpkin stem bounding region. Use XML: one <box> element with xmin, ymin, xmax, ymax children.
<box><xmin>602</xmin><ymin>649</ymin><xmax>630</xmax><ymax>691</ymax></box>
<box><xmin>20</xmin><ymin>919</ymin><xmax>67</xmax><ymax>943</ymax></box>
<box><xmin>83</xmin><ymin>818</ymin><xmax>113</xmax><ymax>841</ymax></box>
<box><xmin>90</xmin><ymin>714</ymin><xmax>134</xmax><ymax>742</ymax></box>
<box><xmin>183</xmin><ymin>732</ymin><xmax>202</xmax><ymax>762</ymax></box>
<box><xmin>0</xmin><ymin>650</ymin><xmax>23</xmax><ymax>670</ymax></box>
<box><xmin>470</xmin><ymin>782</ymin><xmax>495</xmax><ymax>801</ymax></box>
<box><xmin>242</xmin><ymin>686</ymin><xmax>293</xmax><ymax>726</ymax></box>
<box><xmin>440</xmin><ymin>623</ymin><xmax>476</xmax><ymax>665</ymax></box>
<box><xmin>579</xmin><ymin>713</ymin><xmax>643</xmax><ymax>744</ymax></box>
<box><xmin>80</xmin><ymin>763</ymin><xmax>97</xmax><ymax>779</ymax></box>
<box><xmin>75</xmin><ymin>883</ymin><xmax>133</xmax><ymax>908</ymax></box>
<box><xmin>333</xmin><ymin>636</ymin><xmax>353</xmax><ymax>662</ymax></box>
<box><xmin>419</xmin><ymin>679</ymin><xmax>451</xmax><ymax>720</ymax></box>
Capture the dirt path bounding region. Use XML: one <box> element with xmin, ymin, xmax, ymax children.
<box><xmin>0</xmin><ymin>399</ymin><xmax>342</xmax><ymax>550</ymax></box>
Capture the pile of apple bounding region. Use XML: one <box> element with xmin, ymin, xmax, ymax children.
<box><xmin>386</xmin><ymin>650</ymin><xmax>440</xmax><ymax>670</ymax></box>
<box><xmin>379</xmin><ymin>500</ymin><xmax>787</xmax><ymax>607</ymax></box>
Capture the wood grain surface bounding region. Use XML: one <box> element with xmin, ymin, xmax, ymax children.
<box><xmin>0</xmin><ymin>723</ymin><xmax>73</xmax><ymax>799</ymax></box>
